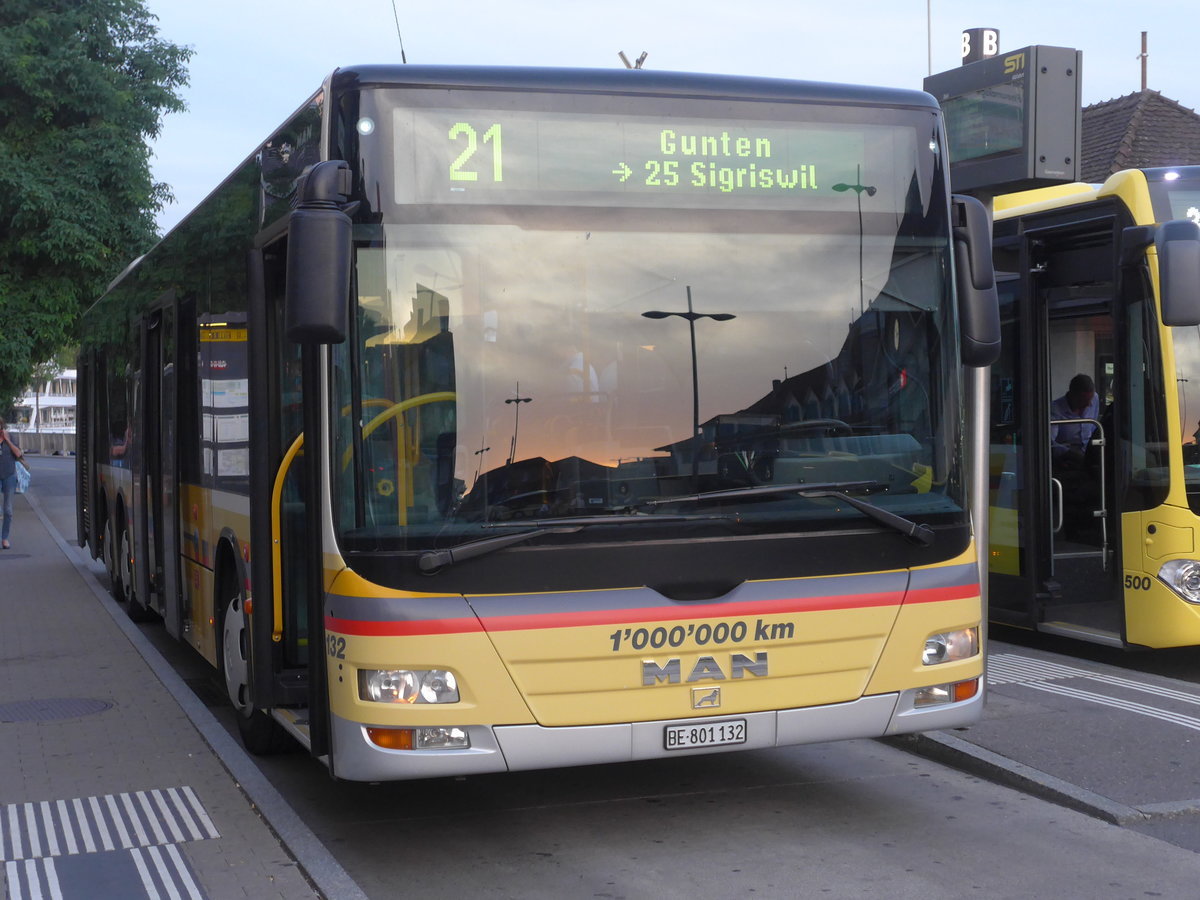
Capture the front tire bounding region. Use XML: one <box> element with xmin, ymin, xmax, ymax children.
<box><xmin>219</xmin><ymin>584</ymin><xmax>290</xmax><ymax>754</ymax></box>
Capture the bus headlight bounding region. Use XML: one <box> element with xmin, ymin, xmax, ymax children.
<box><xmin>1158</xmin><ymin>560</ymin><xmax>1200</xmax><ymax>603</ymax></box>
<box><xmin>922</xmin><ymin>627</ymin><xmax>979</xmax><ymax>665</ymax></box>
<box><xmin>359</xmin><ymin>669</ymin><xmax>460</xmax><ymax>703</ymax></box>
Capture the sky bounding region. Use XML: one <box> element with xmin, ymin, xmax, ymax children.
<box><xmin>144</xmin><ymin>0</ymin><xmax>1200</xmax><ymax>235</ymax></box>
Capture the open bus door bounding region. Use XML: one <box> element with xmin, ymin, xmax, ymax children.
<box><xmin>988</xmin><ymin>211</ymin><xmax>1200</xmax><ymax>647</ymax></box>
<box><xmin>988</xmin><ymin>215</ymin><xmax>1127</xmax><ymax>645</ymax></box>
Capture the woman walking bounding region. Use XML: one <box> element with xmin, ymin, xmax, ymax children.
<box><xmin>0</xmin><ymin>417</ymin><xmax>26</xmax><ymax>549</ymax></box>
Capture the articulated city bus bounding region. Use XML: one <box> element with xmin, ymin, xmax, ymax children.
<box><xmin>989</xmin><ymin>167</ymin><xmax>1200</xmax><ymax>648</ymax></box>
<box><xmin>77</xmin><ymin>66</ymin><xmax>998</xmax><ymax>781</ymax></box>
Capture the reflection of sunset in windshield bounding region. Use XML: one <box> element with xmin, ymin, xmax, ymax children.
<box><xmin>358</xmin><ymin>226</ymin><xmax>922</xmax><ymax>473</ymax></box>
<box><xmin>341</xmin><ymin>209</ymin><xmax>956</xmax><ymax>536</ymax></box>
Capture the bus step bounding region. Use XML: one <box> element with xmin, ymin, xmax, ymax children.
<box><xmin>272</xmin><ymin>707</ymin><xmax>312</xmax><ymax>749</ymax></box>
<box><xmin>1038</xmin><ymin>620</ymin><xmax>1123</xmax><ymax>647</ymax></box>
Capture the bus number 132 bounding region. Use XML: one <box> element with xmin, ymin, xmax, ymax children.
<box><xmin>449</xmin><ymin>122</ymin><xmax>503</xmax><ymax>183</ymax></box>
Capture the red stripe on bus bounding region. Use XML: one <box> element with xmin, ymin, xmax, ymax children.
<box><xmin>324</xmin><ymin>582</ymin><xmax>977</xmax><ymax>637</ymax></box>
<box><xmin>325</xmin><ymin>616</ymin><xmax>485</xmax><ymax>637</ymax></box>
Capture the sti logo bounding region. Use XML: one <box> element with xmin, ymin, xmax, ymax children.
<box><xmin>1003</xmin><ymin>52</ymin><xmax>1026</xmax><ymax>75</ymax></box>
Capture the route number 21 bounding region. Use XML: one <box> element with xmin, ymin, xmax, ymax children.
<box><xmin>449</xmin><ymin>122</ymin><xmax>503</xmax><ymax>183</ymax></box>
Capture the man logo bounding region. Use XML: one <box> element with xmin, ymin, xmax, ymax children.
<box><xmin>642</xmin><ymin>652</ymin><xmax>768</xmax><ymax>686</ymax></box>
<box><xmin>692</xmin><ymin>687</ymin><xmax>721</xmax><ymax>709</ymax></box>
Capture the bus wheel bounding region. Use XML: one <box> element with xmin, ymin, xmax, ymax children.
<box><xmin>219</xmin><ymin>586</ymin><xmax>289</xmax><ymax>755</ymax></box>
<box><xmin>103</xmin><ymin>518</ymin><xmax>123</xmax><ymax>601</ymax></box>
<box><xmin>120</xmin><ymin>525</ymin><xmax>152</xmax><ymax>622</ymax></box>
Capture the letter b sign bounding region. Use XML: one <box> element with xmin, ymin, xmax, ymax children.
<box><xmin>961</xmin><ymin>28</ymin><xmax>999</xmax><ymax>65</ymax></box>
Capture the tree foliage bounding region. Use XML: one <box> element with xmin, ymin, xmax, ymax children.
<box><xmin>0</xmin><ymin>1</ymin><xmax>191</xmax><ymax>405</ymax></box>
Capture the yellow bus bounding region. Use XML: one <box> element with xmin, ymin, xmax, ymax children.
<box><xmin>989</xmin><ymin>167</ymin><xmax>1200</xmax><ymax>647</ymax></box>
<box><xmin>77</xmin><ymin>66</ymin><xmax>998</xmax><ymax>781</ymax></box>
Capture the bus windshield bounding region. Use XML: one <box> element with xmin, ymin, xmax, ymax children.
<box><xmin>331</xmin><ymin>88</ymin><xmax>962</xmax><ymax>550</ymax></box>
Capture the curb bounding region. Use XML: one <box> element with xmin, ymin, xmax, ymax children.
<box><xmin>882</xmin><ymin>731</ymin><xmax>1147</xmax><ymax>826</ymax></box>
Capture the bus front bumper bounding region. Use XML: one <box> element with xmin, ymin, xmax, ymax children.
<box><xmin>326</xmin><ymin>682</ymin><xmax>983</xmax><ymax>782</ymax></box>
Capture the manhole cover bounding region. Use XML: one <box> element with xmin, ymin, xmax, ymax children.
<box><xmin>0</xmin><ymin>553</ymin><xmax>32</xmax><ymax>560</ymax></box>
<box><xmin>0</xmin><ymin>698</ymin><xmax>113</xmax><ymax>722</ymax></box>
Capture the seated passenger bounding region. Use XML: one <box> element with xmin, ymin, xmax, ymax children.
<box><xmin>1050</xmin><ymin>374</ymin><xmax>1101</xmax><ymax>541</ymax></box>
<box><xmin>1050</xmin><ymin>374</ymin><xmax>1099</xmax><ymax>466</ymax></box>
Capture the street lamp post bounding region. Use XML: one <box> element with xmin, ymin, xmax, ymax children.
<box><xmin>642</xmin><ymin>286</ymin><xmax>735</xmax><ymax>482</ymax></box>
<box><xmin>505</xmin><ymin>383</ymin><xmax>532</xmax><ymax>465</ymax></box>
<box><xmin>832</xmin><ymin>165</ymin><xmax>876</xmax><ymax>316</ymax></box>
<box><xmin>472</xmin><ymin>440</ymin><xmax>490</xmax><ymax>489</ymax></box>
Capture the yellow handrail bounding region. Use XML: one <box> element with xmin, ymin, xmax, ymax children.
<box><xmin>271</xmin><ymin>432</ymin><xmax>306</xmax><ymax>643</ymax></box>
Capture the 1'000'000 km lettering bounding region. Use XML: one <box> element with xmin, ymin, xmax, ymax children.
<box><xmin>610</xmin><ymin>619</ymin><xmax>794</xmax><ymax>652</ymax></box>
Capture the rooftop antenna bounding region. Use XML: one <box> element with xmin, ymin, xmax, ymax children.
<box><xmin>926</xmin><ymin>0</ymin><xmax>932</xmax><ymax>76</ymax></box>
<box><xmin>1138</xmin><ymin>31</ymin><xmax>1147</xmax><ymax>90</ymax></box>
<box><xmin>390</xmin><ymin>0</ymin><xmax>408</xmax><ymax>63</ymax></box>
<box><xmin>618</xmin><ymin>51</ymin><xmax>648</xmax><ymax>69</ymax></box>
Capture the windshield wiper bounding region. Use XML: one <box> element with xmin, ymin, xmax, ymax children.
<box><xmin>640</xmin><ymin>480</ymin><xmax>935</xmax><ymax>547</ymax></box>
<box><xmin>801</xmin><ymin>487</ymin><xmax>935</xmax><ymax>546</ymax></box>
<box><xmin>637</xmin><ymin>481</ymin><xmax>875</xmax><ymax>506</ymax></box>
<box><xmin>419</xmin><ymin>527</ymin><xmax>579</xmax><ymax>572</ymax></box>
<box><xmin>419</xmin><ymin>514</ymin><xmax>732</xmax><ymax>573</ymax></box>
<box><xmin>485</xmin><ymin>513</ymin><xmax>729</xmax><ymax>528</ymax></box>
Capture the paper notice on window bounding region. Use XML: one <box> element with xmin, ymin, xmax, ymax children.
<box><xmin>216</xmin><ymin>414</ymin><xmax>249</xmax><ymax>443</ymax></box>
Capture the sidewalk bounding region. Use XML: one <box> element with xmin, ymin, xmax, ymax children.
<box><xmin>0</xmin><ymin>488</ymin><xmax>365</xmax><ymax>900</ymax></box>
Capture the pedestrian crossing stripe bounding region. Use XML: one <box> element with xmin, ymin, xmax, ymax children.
<box><xmin>1</xmin><ymin>788</ymin><xmax>216</xmax><ymax>899</ymax></box>
<box><xmin>6</xmin><ymin>845</ymin><xmax>207</xmax><ymax>900</ymax></box>
<box><xmin>989</xmin><ymin>653</ymin><xmax>1200</xmax><ymax>732</ymax></box>
<box><xmin>0</xmin><ymin>787</ymin><xmax>218</xmax><ymax>862</ymax></box>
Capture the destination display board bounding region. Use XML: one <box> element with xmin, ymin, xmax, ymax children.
<box><xmin>392</xmin><ymin>107</ymin><xmax>914</xmax><ymax>211</ymax></box>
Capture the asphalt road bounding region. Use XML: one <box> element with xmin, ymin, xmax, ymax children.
<box><xmin>26</xmin><ymin>454</ymin><xmax>1200</xmax><ymax>899</ymax></box>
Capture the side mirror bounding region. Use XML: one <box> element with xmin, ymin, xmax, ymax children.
<box><xmin>1155</xmin><ymin>219</ymin><xmax>1200</xmax><ymax>326</ymax></box>
<box><xmin>285</xmin><ymin>160</ymin><xmax>355</xmax><ymax>344</ymax></box>
<box><xmin>952</xmin><ymin>194</ymin><xmax>1001</xmax><ymax>367</ymax></box>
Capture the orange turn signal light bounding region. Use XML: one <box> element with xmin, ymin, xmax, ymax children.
<box><xmin>953</xmin><ymin>679</ymin><xmax>979</xmax><ymax>703</ymax></box>
<box><xmin>366</xmin><ymin>727</ymin><xmax>414</xmax><ymax>750</ymax></box>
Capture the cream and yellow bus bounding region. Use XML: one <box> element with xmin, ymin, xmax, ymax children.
<box><xmin>77</xmin><ymin>66</ymin><xmax>998</xmax><ymax>781</ymax></box>
<box><xmin>989</xmin><ymin>167</ymin><xmax>1200</xmax><ymax>647</ymax></box>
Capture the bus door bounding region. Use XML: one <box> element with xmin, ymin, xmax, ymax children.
<box><xmin>134</xmin><ymin>305</ymin><xmax>183</xmax><ymax>633</ymax></box>
<box><xmin>245</xmin><ymin>235</ymin><xmax>326</xmax><ymax>751</ymax></box>
<box><xmin>989</xmin><ymin>219</ymin><xmax>1125</xmax><ymax>645</ymax></box>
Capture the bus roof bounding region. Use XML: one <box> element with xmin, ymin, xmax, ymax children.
<box><xmin>330</xmin><ymin>64</ymin><xmax>941</xmax><ymax>112</ymax></box>
<box><xmin>994</xmin><ymin>170</ymin><xmax>1159</xmax><ymax>223</ymax></box>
